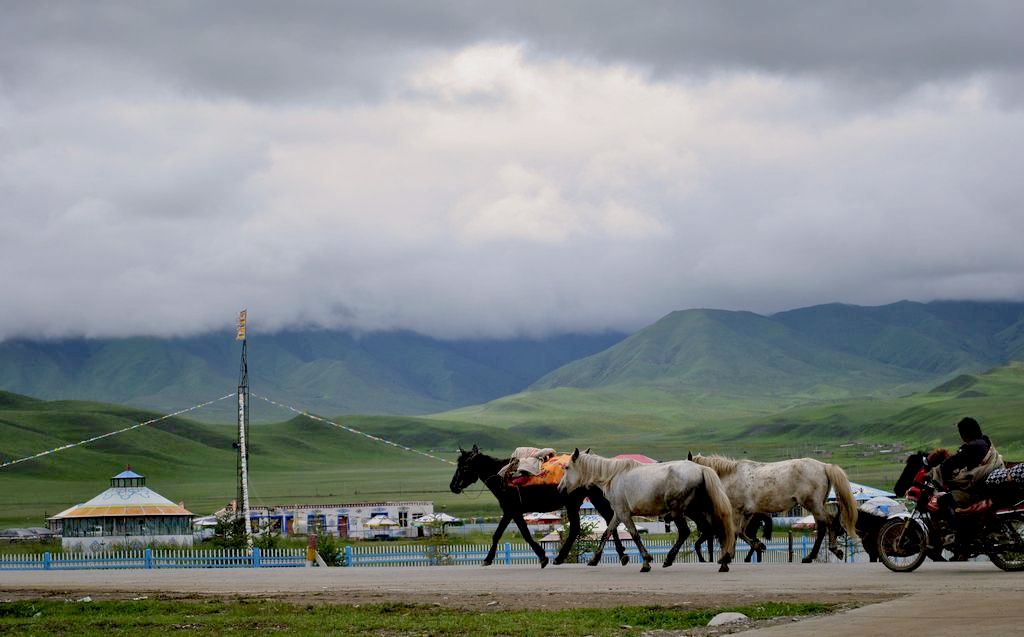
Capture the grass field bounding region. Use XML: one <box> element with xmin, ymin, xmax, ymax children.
<box><xmin>2</xmin><ymin>362</ymin><xmax>1022</xmax><ymax>529</ymax></box>
<box><xmin>0</xmin><ymin>599</ymin><xmax>831</xmax><ymax>636</ymax></box>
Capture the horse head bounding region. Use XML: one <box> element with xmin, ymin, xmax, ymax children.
<box><xmin>557</xmin><ymin>447</ymin><xmax>584</xmax><ymax>494</ymax></box>
<box><xmin>450</xmin><ymin>444</ymin><xmax>482</xmax><ymax>494</ymax></box>
<box><xmin>893</xmin><ymin>451</ymin><xmax>928</xmax><ymax>497</ymax></box>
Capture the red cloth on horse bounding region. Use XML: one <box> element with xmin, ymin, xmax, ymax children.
<box><xmin>508</xmin><ymin>454</ymin><xmax>571</xmax><ymax>487</ymax></box>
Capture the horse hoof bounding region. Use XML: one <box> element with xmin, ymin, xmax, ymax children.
<box><xmin>801</xmin><ymin>556</ymin><xmax>813</xmax><ymax>564</ymax></box>
<box><xmin>662</xmin><ymin>560</ymin><xmax>673</xmax><ymax>568</ymax></box>
<box><xmin>719</xmin><ymin>564</ymin><xmax>729</xmax><ymax>573</ymax></box>
<box><xmin>640</xmin><ymin>563</ymin><xmax>651</xmax><ymax>573</ymax></box>
<box><xmin>587</xmin><ymin>558</ymin><xmax>600</xmax><ymax>567</ymax></box>
<box><xmin>552</xmin><ymin>557</ymin><xmax>564</xmax><ymax>566</ymax></box>
<box><xmin>620</xmin><ymin>555</ymin><xmax>629</xmax><ymax>566</ymax></box>
<box><xmin>540</xmin><ymin>557</ymin><xmax>549</xmax><ymax>569</ymax></box>
<box><xmin>743</xmin><ymin>556</ymin><xmax>752</xmax><ymax>563</ymax></box>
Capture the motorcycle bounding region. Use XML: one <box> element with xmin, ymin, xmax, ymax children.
<box><xmin>877</xmin><ymin>452</ymin><xmax>1024</xmax><ymax>572</ymax></box>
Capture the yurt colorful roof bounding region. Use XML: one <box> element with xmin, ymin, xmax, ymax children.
<box><xmin>51</xmin><ymin>470</ymin><xmax>192</xmax><ymax>519</ymax></box>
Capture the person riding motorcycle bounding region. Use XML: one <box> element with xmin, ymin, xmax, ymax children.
<box><xmin>933</xmin><ymin>417</ymin><xmax>1004</xmax><ymax>557</ymax></box>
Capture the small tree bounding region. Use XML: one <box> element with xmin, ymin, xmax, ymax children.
<box><xmin>210</xmin><ymin>512</ymin><xmax>247</xmax><ymax>549</ymax></box>
<box><xmin>317</xmin><ymin>533</ymin><xmax>346</xmax><ymax>566</ymax></box>
<box><xmin>557</xmin><ymin>516</ymin><xmax>601</xmax><ymax>564</ymax></box>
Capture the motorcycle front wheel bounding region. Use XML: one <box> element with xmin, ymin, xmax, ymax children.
<box><xmin>988</xmin><ymin>518</ymin><xmax>1024</xmax><ymax>571</ymax></box>
<box><xmin>877</xmin><ymin>518</ymin><xmax>928</xmax><ymax>572</ymax></box>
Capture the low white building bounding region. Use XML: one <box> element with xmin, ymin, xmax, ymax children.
<box><xmin>220</xmin><ymin>500</ymin><xmax>434</xmax><ymax>539</ymax></box>
<box><xmin>49</xmin><ymin>469</ymin><xmax>193</xmax><ymax>552</ymax></box>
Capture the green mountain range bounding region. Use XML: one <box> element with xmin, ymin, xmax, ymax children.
<box><xmin>2</xmin><ymin>300</ymin><xmax>1021</xmax><ymax>427</ymax></box>
<box><xmin>0</xmin><ymin>331</ymin><xmax>625</xmax><ymax>421</ymax></box>
<box><xmin>533</xmin><ymin>301</ymin><xmax>1024</xmax><ymax>395</ymax></box>
<box><xmin>439</xmin><ymin>300</ymin><xmax>1024</xmax><ymax>435</ymax></box>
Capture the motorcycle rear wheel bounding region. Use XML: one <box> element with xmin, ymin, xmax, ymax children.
<box><xmin>877</xmin><ymin>518</ymin><xmax>928</xmax><ymax>572</ymax></box>
<box><xmin>988</xmin><ymin>519</ymin><xmax>1024</xmax><ymax>572</ymax></box>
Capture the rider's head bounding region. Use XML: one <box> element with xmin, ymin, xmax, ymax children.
<box><xmin>956</xmin><ymin>417</ymin><xmax>983</xmax><ymax>442</ymax></box>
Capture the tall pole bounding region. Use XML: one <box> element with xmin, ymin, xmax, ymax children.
<box><xmin>236</xmin><ymin>310</ymin><xmax>253</xmax><ymax>551</ymax></box>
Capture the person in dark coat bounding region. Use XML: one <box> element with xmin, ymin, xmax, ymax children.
<box><xmin>935</xmin><ymin>417</ymin><xmax>1003</xmax><ymax>559</ymax></box>
<box><xmin>937</xmin><ymin>417</ymin><xmax>1003</xmax><ymax>507</ymax></box>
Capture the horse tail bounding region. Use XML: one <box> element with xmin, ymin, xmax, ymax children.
<box><xmin>698</xmin><ymin>465</ymin><xmax>736</xmax><ymax>560</ymax></box>
<box><xmin>825</xmin><ymin>463</ymin><xmax>858</xmax><ymax>537</ymax></box>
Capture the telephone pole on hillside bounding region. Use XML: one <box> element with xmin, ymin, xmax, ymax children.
<box><xmin>235</xmin><ymin>309</ymin><xmax>253</xmax><ymax>550</ymax></box>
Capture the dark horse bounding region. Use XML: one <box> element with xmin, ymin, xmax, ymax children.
<box><xmin>449</xmin><ymin>445</ymin><xmax>628</xmax><ymax>567</ymax></box>
<box><xmin>695</xmin><ymin>512</ymin><xmax>772</xmax><ymax>563</ymax></box>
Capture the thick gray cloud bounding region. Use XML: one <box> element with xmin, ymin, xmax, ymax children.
<box><xmin>1</xmin><ymin>2</ymin><xmax>1023</xmax><ymax>340</ymax></box>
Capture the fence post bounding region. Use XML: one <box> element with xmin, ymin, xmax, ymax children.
<box><xmin>144</xmin><ymin>548</ymin><xmax>153</xmax><ymax>569</ymax></box>
<box><xmin>43</xmin><ymin>552</ymin><xmax>51</xmax><ymax>570</ymax></box>
<box><xmin>252</xmin><ymin>546</ymin><xmax>262</xmax><ymax>568</ymax></box>
<box><xmin>344</xmin><ymin>545</ymin><xmax>353</xmax><ymax>567</ymax></box>
<box><xmin>504</xmin><ymin>543</ymin><xmax>511</xmax><ymax>565</ymax></box>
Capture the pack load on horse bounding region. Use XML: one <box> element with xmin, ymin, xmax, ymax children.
<box><xmin>689</xmin><ymin>452</ymin><xmax>858</xmax><ymax>563</ymax></box>
<box><xmin>449</xmin><ymin>445</ymin><xmax>628</xmax><ymax>568</ymax></box>
<box><xmin>876</xmin><ymin>451</ymin><xmax>1024</xmax><ymax>572</ymax></box>
<box><xmin>558</xmin><ymin>449</ymin><xmax>736</xmax><ymax>572</ymax></box>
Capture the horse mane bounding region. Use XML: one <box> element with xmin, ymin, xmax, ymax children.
<box><xmin>574</xmin><ymin>453</ymin><xmax>640</xmax><ymax>486</ymax></box>
<box><xmin>693</xmin><ymin>454</ymin><xmax>741</xmax><ymax>477</ymax></box>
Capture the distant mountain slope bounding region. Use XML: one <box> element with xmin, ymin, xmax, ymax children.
<box><xmin>0</xmin><ymin>330</ymin><xmax>625</xmax><ymax>421</ymax></box>
<box><xmin>530</xmin><ymin>301</ymin><xmax>1024</xmax><ymax>400</ymax></box>
<box><xmin>771</xmin><ymin>301</ymin><xmax>1024</xmax><ymax>373</ymax></box>
<box><xmin>0</xmin><ymin>391</ymin><xmax>528</xmax><ymax>527</ymax></box>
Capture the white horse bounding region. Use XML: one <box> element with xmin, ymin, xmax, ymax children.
<box><xmin>558</xmin><ymin>449</ymin><xmax>736</xmax><ymax>572</ymax></box>
<box><xmin>689</xmin><ymin>453</ymin><xmax>858</xmax><ymax>562</ymax></box>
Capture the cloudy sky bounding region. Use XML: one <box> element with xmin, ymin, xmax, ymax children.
<box><xmin>2</xmin><ymin>2</ymin><xmax>1023</xmax><ymax>340</ymax></box>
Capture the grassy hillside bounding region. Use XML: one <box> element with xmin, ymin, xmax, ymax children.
<box><xmin>533</xmin><ymin>301</ymin><xmax>1024</xmax><ymax>398</ymax></box>
<box><xmin>3</xmin><ymin>361</ymin><xmax>1023</xmax><ymax>531</ymax></box>
<box><xmin>0</xmin><ymin>393</ymin><xmax>529</xmax><ymax>528</ymax></box>
<box><xmin>531</xmin><ymin>308</ymin><xmax>930</xmax><ymax>397</ymax></box>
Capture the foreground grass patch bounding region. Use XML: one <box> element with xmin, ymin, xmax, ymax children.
<box><xmin>0</xmin><ymin>599</ymin><xmax>830</xmax><ymax>636</ymax></box>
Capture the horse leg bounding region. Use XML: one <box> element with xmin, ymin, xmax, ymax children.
<box><xmin>663</xmin><ymin>518</ymin><xmax>691</xmax><ymax>568</ymax></box>
<box><xmin>593</xmin><ymin>492</ymin><xmax>629</xmax><ymax>565</ymax></box>
<box><xmin>735</xmin><ymin>512</ymin><xmax>764</xmax><ymax>558</ymax></box>
<box><xmin>620</xmin><ymin>514</ymin><xmax>652</xmax><ymax>572</ymax></box>
<box><xmin>483</xmin><ymin>515</ymin><xmax>512</xmax><ymax>566</ymax></box>
<box><xmin>610</xmin><ymin>523</ymin><xmax>629</xmax><ymax>566</ymax></box>
<box><xmin>553</xmin><ymin>506</ymin><xmax>580</xmax><ymax>565</ymax></box>
<box><xmin>803</xmin><ymin>520</ymin><xmax>827</xmax><ymax>563</ymax></box>
<box><xmin>827</xmin><ymin>514</ymin><xmax>844</xmax><ymax>560</ymax></box>
<box><xmin>743</xmin><ymin>516</ymin><xmax>759</xmax><ymax>563</ymax></box>
<box><xmin>510</xmin><ymin>514</ymin><xmax>549</xmax><ymax>568</ymax></box>
<box><xmin>587</xmin><ymin>515</ymin><xmax>616</xmax><ymax>566</ymax></box>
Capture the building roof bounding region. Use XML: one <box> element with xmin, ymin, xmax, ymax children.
<box><xmin>614</xmin><ymin>453</ymin><xmax>658</xmax><ymax>464</ymax></box>
<box><xmin>51</xmin><ymin>473</ymin><xmax>192</xmax><ymax>520</ymax></box>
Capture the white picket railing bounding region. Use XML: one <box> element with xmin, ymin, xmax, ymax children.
<box><xmin>0</xmin><ymin>547</ymin><xmax>306</xmax><ymax>570</ymax></box>
<box><xmin>1</xmin><ymin>535</ymin><xmax>863</xmax><ymax>570</ymax></box>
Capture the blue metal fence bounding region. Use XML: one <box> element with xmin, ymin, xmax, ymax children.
<box><xmin>1</xmin><ymin>535</ymin><xmax>862</xmax><ymax>570</ymax></box>
<box><xmin>0</xmin><ymin>547</ymin><xmax>306</xmax><ymax>571</ymax></box>
<box><xmin>340</xmin><ymin>535</ymin><xmax>863</xmax><ymax>567</ymax></box>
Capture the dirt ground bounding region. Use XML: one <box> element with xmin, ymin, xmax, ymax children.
<box><xmin>3</xmin><ymin>562</ymin><xmax>1023</xmax><ymax>635</ymax></box>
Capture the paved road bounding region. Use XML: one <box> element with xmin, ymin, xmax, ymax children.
<box><xmin>3</xmin><ymin>561</ymin><xmax>1023</xmax><ymax>635</ymax></box>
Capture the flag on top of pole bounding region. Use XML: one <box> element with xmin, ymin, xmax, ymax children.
<box><xmin>236</xmin><ymin>309</ymin><xmax>247</xmax><ymax>341</ymax></box>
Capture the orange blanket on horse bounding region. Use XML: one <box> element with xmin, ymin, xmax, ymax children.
<box><xmin>508</xmin><ymin>453</ymin><xmax>571</xmax><ymax>487</ymax></box>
